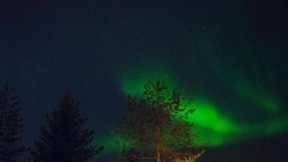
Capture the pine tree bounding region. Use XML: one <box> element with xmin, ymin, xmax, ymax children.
<box><xmin>31</xmin><ymin>90</ymin><xmax>103</xmax><ymax>162</ymax></box>
<box><xmin>0</xmin><ymin>82</ymin><xmax>26</xmax><ymax>162</ymax></box>
<box><xmin>116</xmin><ymin>80</ymin><xmax>204</xmax><ymax>162</ymax></box>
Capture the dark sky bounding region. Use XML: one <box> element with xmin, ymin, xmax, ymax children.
<box><xmin>1</xmin><ymin>0</ymin><xmax>288</xmax><ymax>161</ymax></box>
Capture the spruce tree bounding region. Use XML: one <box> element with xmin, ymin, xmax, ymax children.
<box><xmin>31</xmin><ymin>90</ymin><xmax>103</xmax><ymax>162</ymax></box>
<box><xmin>0</xmin><ymin>82</ymin><xmax>26</xmax><ymax>162</ymax></box>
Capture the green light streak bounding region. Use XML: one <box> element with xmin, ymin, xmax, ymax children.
<box><xmin>116</xmin><ymin>65</ymin><xmax>288</xmax><ymax>148</ymax></box>
<box><xmin>182</xmin><ymin>96</ymin><xmax>288</xmax><ymax>146</ymax></box>
<box><xmin>187</xmin><ymin>98</ymin><xmax>237</xmax><ymax>133</ymax></box>
<box><xmin>196</xmin><ymin>37</ymin><xmax>279</xmax><ymax>114</ymax></box>
<box><xmin>229</xmin><ymin>71</ymin><xmax>279</xmax><ymax>113</ymax></box>
<box><xmin>182</xmin><ymin>97</ymin><xmax>240</xmax><ymax>146</ymax></box>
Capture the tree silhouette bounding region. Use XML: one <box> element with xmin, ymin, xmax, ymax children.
<box><xmin>115</xmin><ymin>80</ymin><xmax>204</xmax><ymax>162</ymax></box>
<box><xmin>31</xmin><ymin>90</ymin><xmax>103</xmax><ymax>162</ymax></box>
<box><xmin>0</xmin><ymin>82</ymin><xmax>26</xmax><ymax>162</ymax></box>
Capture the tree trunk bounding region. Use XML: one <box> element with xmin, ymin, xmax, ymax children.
<box><xmin>156</xmin><ymin>126</ymin><xmax>161</xmax><ymax>162</ymax></box>
<box><xmin>156</xmin><ymin>145</ymin><xmax>160</xmax><ymax>162</ymax></box>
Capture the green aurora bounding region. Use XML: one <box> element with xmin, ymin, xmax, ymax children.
<box><xmin>115</xmin><ymin>65</ymin><xmax>288</xmax><ymax>148</ymax></box>
<box><xmin>93</xmin><ymin>1</ymin><xmax>288</xmax><ymax>153</ymax></box>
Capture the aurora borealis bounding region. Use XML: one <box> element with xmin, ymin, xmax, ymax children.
<box><xmin>1</xmin><ymin>0</ymin><xmax>288</xmax><ymax>161</ymax></box>
<box><xmin>119</xmin><ymin>64</ymin><xmax>288</xmax><ymax>147</ymax></box>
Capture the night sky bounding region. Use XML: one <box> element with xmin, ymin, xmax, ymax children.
<box><xmin>1</xmin><ymin>0</ymin><xmax>288</xmax><ymax>161</ymax></box>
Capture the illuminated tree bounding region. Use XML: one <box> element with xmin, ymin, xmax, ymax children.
<box><xmin>0</xmin><ymin>82</ymin><xmax>26</xmax><ymax>162</ymax></box>
<box><xmin>116</xmin><ymin>80</ymin><xmax>204</xmax><ymax>162</ymax></box>
<box><xmin>31</xmin><ymin>90</ymin><xmax>103</xmax><ymax>162</ymax></box>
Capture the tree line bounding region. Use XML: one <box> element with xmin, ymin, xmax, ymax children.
<box><xmin>0</xmin><ymin>80</ymin><xmax>204</xmax><ymax>162</ymax></box>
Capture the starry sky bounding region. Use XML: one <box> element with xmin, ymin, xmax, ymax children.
<box><xmin>1</xmin><ymin>0</ymin><xmax>288</xmax><ymax>161</ymax></box>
